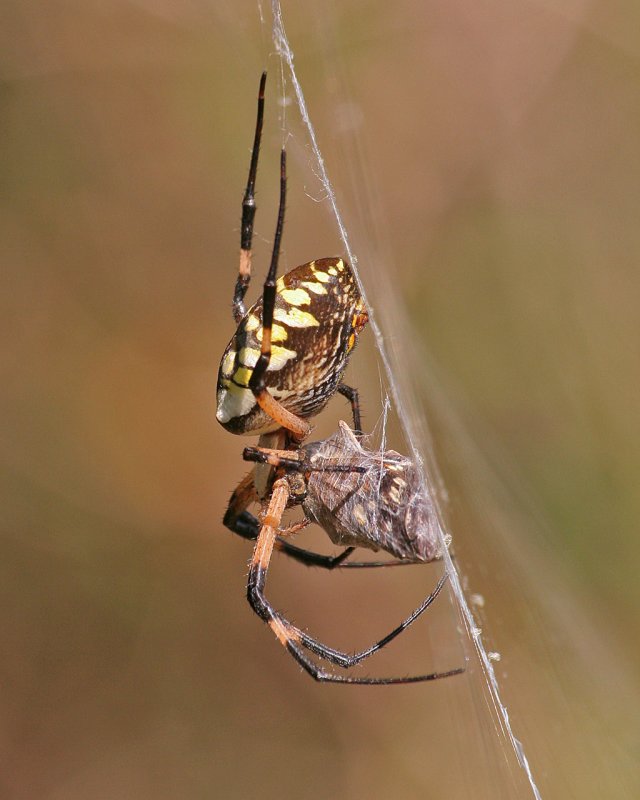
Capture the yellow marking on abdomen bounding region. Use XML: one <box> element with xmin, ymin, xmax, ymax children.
<box><xmin>280</xmin><ymin>287</ymin><xmax>311</xmax><ymax>306</ymax></box>
<box><xmin>244</xmin><ymin>317</ymin><xmax>288</xmax><ymax>342</ymax></box>
<box><xmin>274</xmin><ymin>307</ymin><xmax>319</xmax><ymax>328</ymax></box>
<box><xmin>236</xmin><ymin>344</ymin><xmax>298</xmax><ymax>381</ymax></box>
<box><xmin>300</xmin><ymin>280</ymin><xmax>328</xmax><ymax>295</ymax></box>
<box><xmin>271</xmin><ymin>323</ymin><xmax>288</xmax><ymax>342</ymax></box>
<box><xmin>269</xmin><ymin>345</ymin><xmax>298</xmax><ymax>369</ymax></box>
<box><xmin>232</xmin><ymin>365</ymin><xmax>253</xmax><ymax>387</ymax></box>
<box><xmin>244</xmin><ymin>314</ymin><xmax>260</xmax><ymax>332</ymax></box>
<box><xmin>238</xmin><ymin>346</ymin><xmax>261</xmax><ymax>367</ymax></box>
<box><xmin>221</xmin><ymin>348</ymin><xmax>236</xmax><ymax>377</ymax></box>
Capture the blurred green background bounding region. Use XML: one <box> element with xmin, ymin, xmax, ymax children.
<box><xmin>1</xmin><ymin>2</ymin><xmax>638</xmax><ymax>798</ymax></box>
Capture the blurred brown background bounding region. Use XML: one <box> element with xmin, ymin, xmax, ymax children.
<box><xmin>1</xmin><ymin>2</ymin><xmax>639</xmax><ymax>798</ymax></box>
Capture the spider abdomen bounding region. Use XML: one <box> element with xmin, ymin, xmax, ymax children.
<box><xmin>216</xmin><ymin>258</ymin><xmax>367</xmax><ymax>435</ymax></box>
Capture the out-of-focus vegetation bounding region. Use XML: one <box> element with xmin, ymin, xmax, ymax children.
<box><xmin>1</xmin><ymin>2</ymin><xmax>638</xmax><ymax>798</ymax></box>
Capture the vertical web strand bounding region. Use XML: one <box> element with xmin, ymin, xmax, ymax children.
<box><xmin>269</xmin><ymin>2</ymin><xmax>542</xmax><ymax>799</ymax></box>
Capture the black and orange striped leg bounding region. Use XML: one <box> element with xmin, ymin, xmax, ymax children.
<box><xmin>287</xmin><ymin>573</ymin><xmax>464</xmax><ymax>676</ymax></box>
<box><xmin>222</xmin><ymin>471</ymin><xmax>258</xmax><ymax>539</ymax></box>
<box><xmin>247</xmin><ymin>149</ymin><xmax>311</xmax><ymax>441</ymax></box>
<box><xmin>247</xmin><ymin>493</ymin><xmax>464</xmax><ymax>684</ymax></box>
<box><xmin>238</xmin><ymin>444</ymin><xmax>362</xmax><ymax>568</ymax></box>
<box><xmin>283</xmin><ymin>638</ymin><xmax>464</xmax><ymax>685</ymax></box>
<box><xmin>233</xmin><ymin>72</ymin><xmax>266</xmax><ymax>324</ymax></box>
<box><xmin>242</xmin><ymin>444</ymin><xmax>367</xmax><ymax>475</ymax></box>
<box><xmin>221</xmin><ymin>474</ymin><xmax>356</xmax><ymax>568</ymax></box>
<box><xmin>255</xmin><ymin>596</ymin><xmax>463</xmax><ymax>685</ymax></box>
<box><xmin>246</xmin><ymin>477</ymin><xmax>292</xmax><ymax>627</ymax></box>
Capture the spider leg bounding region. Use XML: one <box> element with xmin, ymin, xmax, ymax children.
<box><xmin>270</xmin><ymin>607</ymin><xmax>464</xmax><ymax>685</ymax></box>
<box><xmin>274</xmin><ymin>540</ymin><xmax>356</xmax><ymax>568</ymax></box>
<box><xmin>243</xmin><ymin>445</ymin><xmax>365</xmax><ymax>474</ymax></box>
<box><xmin>222</xmin><ymin>470</ymin><xmax>363</xmax><ymax>569</ymax></box>
<box><xmin>223</xmin><ymin>471</ymin><xmax>258</xmax><ymax>536</ymax></box>
<box><xmin>290</xmin><ymin>573</ymin><xmax>460</xmax><ymax>669</ymax></box>
<box><xmin>227</xmin><ymin>493</ymin><xmax>357</xmax><ymax>567</ymax></box>
<box><xmin>246</xmin><ymin>476</ymin><xmax>294</xmax><ymax>626</ymax></box>
<box><xmin>233</xmin><ymin>72</ymin><xmax>266</xmax><ymax>324</ymax></box>
<box><xmin>248</xmin><ymin>149</ymin><xmax>311</xmax><ymax>441</ymax></box>
<box><xmin>247</xmin><ymin>487</ymin><xmax>463</xmax><ymax>684</ymax></box>
<box><xmin>282</xmin><ymin>639</ymin><xmax>464</xmax><ymax>685</ymax></box>
<box><xmin>337</xmin><ymin>383</ymin><xmax>362</xmax><ymax>434</ymax></box>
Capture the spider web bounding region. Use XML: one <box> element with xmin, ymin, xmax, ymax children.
<box><xmin>268</xmin><ymin>2</ymin><xmax>542</xmax><ymax>798</ymax></box>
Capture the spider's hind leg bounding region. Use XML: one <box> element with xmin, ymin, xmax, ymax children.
<box><xmin>246</xmin><ymin>477</ymin><xmax>464</xmax><ymax>685</ymax></box>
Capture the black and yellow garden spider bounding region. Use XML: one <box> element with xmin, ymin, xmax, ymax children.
<box><xmin>217</xmin><ymin>74</ymin><xmax>463</xmax><ymax>685</ymax></box>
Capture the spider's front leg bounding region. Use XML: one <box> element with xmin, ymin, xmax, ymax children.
<box><xmin>247</xmin><ymin>148</ymin><xmax>310</xmax><ymax>442</ymax></box>
<box><xmin>233</xmin><ymin>72</ymin><xmax>266</xmax><ymax>324</ymax></box>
